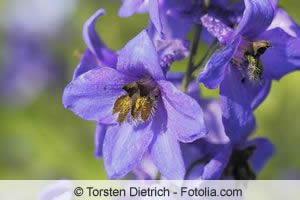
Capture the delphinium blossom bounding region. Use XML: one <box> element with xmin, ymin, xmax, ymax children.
<box><xmin>69</xmin><ymin>9</ymin><xmax>207</xmax><ymax>180</ymax></box>
<box><xmin>63</xmin><ymin>15</ymin><xmax>207</xmax><ymax>179</ymax></box>
<box><xmin>181</xmin><ymin>84</ymin><xmax>274</xmax><ymax>180</ymax></box>
<box><xmin>72</xmin><ymin>8</ymin><xmax>190</xmax><ymax>162</ymax></box>
<box><xmin>198</xmin><ymin>0</ymin><xmax>300</xmax><ymax>137</ymax></box>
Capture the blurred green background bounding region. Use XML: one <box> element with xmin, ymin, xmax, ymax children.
<box><xmin>0</xmin><ymin>0</ymin><xmax>299</xmax><ymax>179</ymax></box>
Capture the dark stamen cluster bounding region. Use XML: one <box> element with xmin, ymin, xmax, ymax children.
<box><xmin>113</xmin><ymin>78</ymin><xmax>160</xmax><ymax>124</ymax></box>
<box><xmin>222</xmin><ymin>146</ymin><xmax>256</xmax><ymax>180</ymax></box>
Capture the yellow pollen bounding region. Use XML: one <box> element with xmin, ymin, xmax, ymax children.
<box><xmin>132</xmin><ymin>96</ymin><xmax>153</xmax><ymax>121</ymax></box>
<box><xmin>231</xmin><ymin>39</ymin><xmax>271</xmax><ymax>83</ymax></box>
<box><xmin>113</xmin><ymin>95</ymin><xmax>132</xmax><ymax>123</ymax></box>
<box><xmin>112</xmin><ymin>78</ymin><xmax>159</xmax><ymax>124</ymax></box>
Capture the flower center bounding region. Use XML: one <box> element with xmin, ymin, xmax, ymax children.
<box><xmin>222</xmin><ymin>146</ymin><xmax>256</xmax><ymax>180</ymax></box>
<box><xmin>113</xmin><ymin>77</ymin><xmax>160</xmax><ymax>124</ymax></box>
<box><xmin>231</xmin><ymin>39</ymin><xmax>271</xmax><ymax>83</ymax></box>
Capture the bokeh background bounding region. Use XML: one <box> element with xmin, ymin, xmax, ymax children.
<box><xmin>0</xmin><ymin>0</ymin><xmax>299</xmax><ymax>179</ymax></box>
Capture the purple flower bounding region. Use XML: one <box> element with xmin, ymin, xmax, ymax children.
<box><xmin>73</xmin><ymin>10</ymin><xmax>202</xmax><ymax>174</ymax></box>
<box><xmin>181</xmin><ymin>85</ymin><xmax>274</xmax><ymax>180</ymax></box>
<box><xmin>198</xmin><ymin>0</ymin><xmax>300</xmax><ymax>139</ymax></box>
<box><xmin>63</xmin><ymin>21</ymin><xmax>207</xmax><ymax>179</ymax></box>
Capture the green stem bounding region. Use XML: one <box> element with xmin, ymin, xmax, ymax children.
<box><xmin>193</xmin><ymin>39</ymin><xmax>218</xmax><ymax>70</ymax></box>
<box><xmin>183</xmin><ymin>25</ymin><xmax>202</xmax><ymax>91</ymax></box>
